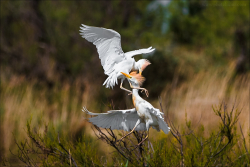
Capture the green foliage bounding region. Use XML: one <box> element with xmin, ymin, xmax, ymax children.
<box><xmin>1</xmin><ymin>0</ymin><xmax>249</xmax><ymax>109</ymax></box>
<box><xmin>148</xmin><ymin>102</ymin><xmax>249</xmax><ymax>166</ymax></box>
<box><xmin>1</xmin><ymin>1</ymin><xmax>250</xmax><ymax>166</ymax></box>
<box><xmin>2</xmin><ymin>0</ymin><xmax>248</xmax><ymax>81</ymax></box>
<box><xmin>167</xmin><ymin>0</ymin><xmax>249</xmax><ymax>63</ymax></box>
<box><xmin>12</xmin><ymin>119</ymin><xmax>102</xmax><ymax>166</ymax></box>
<box><xmin>12</xmin><ymin>102</ymin><xmax>249</xmax><ymax>166</ymax></box>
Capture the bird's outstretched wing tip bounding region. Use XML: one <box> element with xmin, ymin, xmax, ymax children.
<box><xmin>82</xmin><ymin>107</ymin><xmax>88</xmax><ymax>113</ymax></box>
<box><xmin>81</xmin><ymin>24</ymin><xmax>88</xmax><ymax>27</ymax></box>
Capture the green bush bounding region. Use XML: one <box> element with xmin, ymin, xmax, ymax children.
<box><xmin>8</xmin><ymin>102</ymin><xmax>249</xmax><ymax>166</ymax></box>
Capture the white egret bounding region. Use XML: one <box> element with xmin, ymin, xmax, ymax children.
<box><xmin>119</xmin><ymin>72</ymin><xmax>170</xmax><ymax>144</ymax></box>
<box><xmin>82</xmin><ymin>72</ymin><xmax>170</xmax><ymax>145</ymax></box>
<box><xmin>79</xmin><ymin>24</ymin><xmax>154</xmax><ymax>94</ymax></box>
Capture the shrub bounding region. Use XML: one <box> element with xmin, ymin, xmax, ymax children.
<box><xmin>10</xmin><ymin>102</ymin><xmax>249</xmax><ymax>166</ymax></box>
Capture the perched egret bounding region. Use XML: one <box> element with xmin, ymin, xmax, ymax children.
<box><xmin>119</xmin><ymin>72</ymin><xmax>170</xmax><ymax>144</ymax></box>
<box><xmin>82</xmin><ymin>72</ymin><xmax>170</xmax><ymax>145</ymax></box>
<box><xmin>79</xmin><ymin>24</ymin><xmax>154</xmax><ymax>94</ymax></box>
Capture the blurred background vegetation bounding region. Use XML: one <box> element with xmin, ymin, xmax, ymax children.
<box><xmin>0</xmin><ymin>0</ymin><xmax>249</xmax><ymax>165</ymax></box>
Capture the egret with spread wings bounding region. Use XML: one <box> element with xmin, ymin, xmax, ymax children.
<box><xmin>118</xmin><ymin>72</ymin><xmax>170</xmax><ymax>144</ymax></box>
<box><xmin>79</xmin><ymin>24</ymin><xmax>154</xmax><ymax>94</ymax></box>
<box><xmin>82</xmin><ymin>72</ymin><xmax>170</xmax><ymax>145</ymax></box>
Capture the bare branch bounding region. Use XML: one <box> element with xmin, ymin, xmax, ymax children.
<box><xmin>57</xmin><ymin>133</ymin><xmax>78</xmax><ymax>167</ymax></box>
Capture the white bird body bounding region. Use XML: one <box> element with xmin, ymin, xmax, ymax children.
<box><xmin>82</xmin><ymin>72</ymin><xmax>170</xmax><ymax>137</ymax></box>
<box><xmin>116</xmin><ymin>72</ymin><xmax>170</xmax><ymax>143</ymax></box>
<box><xmin>82</xmin><ymin>92</ymin><xmax>168</xmax><ymax>134</ymax></box>
<box><xmin>131</xmin><ymin>88</ymin><xmax>169</xmax><ymax>134</ymax></box>
<box><xmin>79</xmin><ymin>24</ymin><xmax>154</xmax><ymax>89</ymax></box>
<box><xmin>103</xmin><ymin>57</ymin><xmax>135</xmax><ymax>87</ymax></box>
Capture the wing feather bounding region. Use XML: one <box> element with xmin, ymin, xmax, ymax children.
<box><xmin>101</xmin><ymin>115</ymin><xmax>110</xmax><ymax>128</ymax></box>
<box><xmin>82</xmin><ymin>107</ymin><xmax>143</xmax><ymax>131</ymax></box>
<box><xmin>80</xmin><ymin>24</ymin><xmax>125</xmax><ymax>74</ymax></box>
<box><xmin>143</xmin><ymin>103</ymin><xmax>170</xmax><ymax>134</ymax></box>
<box><xmin>158</xmin><ymin>118</ymin><xmax>170</xmax><ymax>134</ymax></box>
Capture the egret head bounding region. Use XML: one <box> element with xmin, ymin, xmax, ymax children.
<box><xmin>121</xmin><ymin>71</ymin><xmax>145</xmax><ymax>87</ymax></box>
<box><xmin>135</xmin><ymin>59</ymin><xmax>151</xmax><ymax>75</ymax></box>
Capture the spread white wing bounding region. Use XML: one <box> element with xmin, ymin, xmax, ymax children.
<box><xmin>144</xmin><ymin>102</ymin><xmax>170</xmax><ymax>134</ymax></box>
<box><xmin>79</xmin><ymin>24</ymin><xmax>125</xmax><ymax>75</ymax></box>
<box><xmin>124</xmin><ymin>47</ymin><xmax>155</xmax><ymax>58</ymax></box>
<box><xmin>82</xmin><ymin>107</ymin><xmax>146</xmax><ymax>131</ymax></box>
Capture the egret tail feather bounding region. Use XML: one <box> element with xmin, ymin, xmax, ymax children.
<box><xmin>103</xmin><ymin>73</ymin><xmax>117</xmax><ymax>88</ymax></box>
<box><xmin>158</xmin><ymin>118</ymin><xmax>170</xmax><ymax>134</ymax></box>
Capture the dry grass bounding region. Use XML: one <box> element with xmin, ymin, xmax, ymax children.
<box><xmin>160</xmin><ymin>61</ymin><xmax>249</xmax><ymax>137</ymax></box>
<box><xmin>0</xmin><ymin>70</ymin><xmax>90</xmax><ymax>157</ymax></box>
<box><xmin>1</xmin><ymin>60</ymin><xmax>249</xmax><ymax>160</ymax></box>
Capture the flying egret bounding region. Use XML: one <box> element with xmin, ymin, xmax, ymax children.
<box><xmin>79</xmin><ymin>24</ymin><xmax>154</xmax><ymax>94</ymax></box>
<box><xmin>82</xmin><ymin>72</ymin><xmax>170</xmax><ymax>145</ymax></box>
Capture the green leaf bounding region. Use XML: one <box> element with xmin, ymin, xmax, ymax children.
<box><xmin>125</xmin><ymin>160</ymin><xmax>128</xmax><ymax>167</ymax></box>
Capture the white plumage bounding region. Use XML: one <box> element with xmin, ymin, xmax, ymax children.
<box><xmin>79</xmin><ymin>24</ymin><xmax>154</xmax><ymax>89</ymax></box>
<box><xmin>82</xmin><ymin>107</ymin><xmax>147</xmax><ymax>131</ymax></box>
<box><xmin>82</xmin><ymin>72</ymin><xmax>170</xmax><ymax>142</ymax></box>
<box><xmin>82</xmin><ymin>103</ymin><xmax>169</xmax><ymax>134</ymax></box>
<box><xmin>120</xmin><ymin>72</ymin><xmax>170</xmax><ymax>138</ymax></box>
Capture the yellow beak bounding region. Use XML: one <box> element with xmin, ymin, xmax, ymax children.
<box><xmin>139</xmin><ymin>69</ymin><xmax>142</xmax><ymax>75</ymax></box>
<box><xmin>121</xmin><ymin>72</ymin><xmax>131</xmax><ymax>78</ymax></box>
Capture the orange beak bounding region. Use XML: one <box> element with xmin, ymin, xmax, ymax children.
<box><xmin>121</xmin><ymin>72</ymin><xmax>131</xmax><ymax>78</ymax></box>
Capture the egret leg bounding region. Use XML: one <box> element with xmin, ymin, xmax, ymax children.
<box><xmin>120</xmin><ymin>81</ymin><xmax>132</xmax><ymax>95</ymax></box>
<box><xmin>117</xmin><ymin>119</ymin><xmax>140</xmax><ymax>142</ymax></box>
<box><xmin>135</xmin><ymin>120</ymin><xmax>152</xmax><ymax>148</ymax></box>
<box><xmin>130</xmin><ymin>84</ymin><xmax>149</xmax><ymax>97</ymax></box>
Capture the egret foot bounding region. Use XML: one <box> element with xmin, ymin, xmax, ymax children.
<box><xmin>130</xmin><ymin>84</ymin><xmax>149</xmax><ymax>97</ymax></box>
<box><xmin>128</xmin><ymin>92</ymin><xmax>133</xmax><ymax>96</ymax></box>
<box><xmin>140</xmin><ymin>88</ymin><xmax>149</xmax><ymax>97</ymax></box>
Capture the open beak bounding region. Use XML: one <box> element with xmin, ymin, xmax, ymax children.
<box><xmin>121</xmin><ymin>72</ymin><xmax>131</xmax><ymax>78</ymax></box>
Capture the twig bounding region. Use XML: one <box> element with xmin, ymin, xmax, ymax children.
<box><xmin>57</xmin><ymin>133</ymin><xmax>78</xmax><ymax>167</ymax></box>
<box><xmin>239</xmin><ymin>123</ymin><xmax>250</xmax><ymax>159</ymax></box>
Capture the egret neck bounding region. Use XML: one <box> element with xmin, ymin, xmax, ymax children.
<box><xmin>131</xmin><ymin>87</ymin><xmax>143</xmax><ymax>111</ymax></box>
